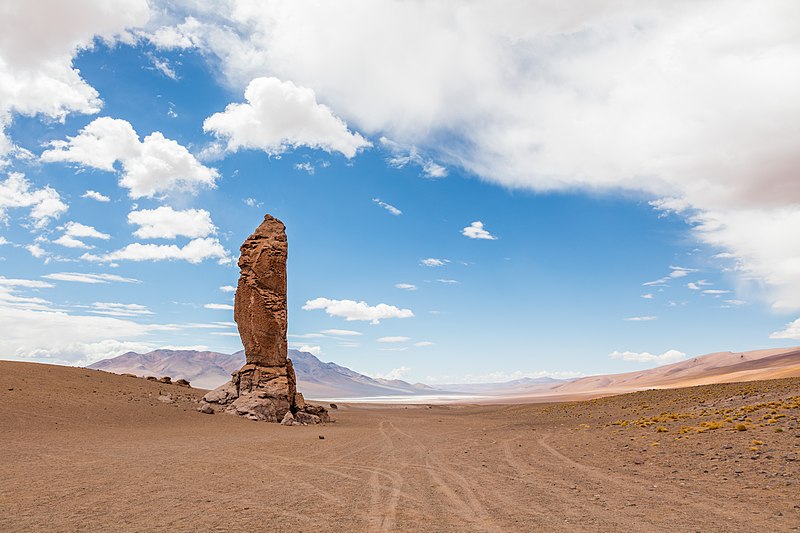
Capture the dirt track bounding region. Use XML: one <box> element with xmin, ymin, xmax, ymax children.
<box><xmin>1</xmin><ymin>362</ymin><xmax>799</xmax><ymax>531</ymax></box>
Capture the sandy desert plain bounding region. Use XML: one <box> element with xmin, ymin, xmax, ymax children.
<box><xmin>1</xmin><ymin>359</ymin><xmax>799</xmax><ymax>532</ymax></box>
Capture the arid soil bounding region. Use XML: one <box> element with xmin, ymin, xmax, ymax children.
<box><xmin>1</xmin><ymin>361</ymin><xmax>798</xmax><ymax>532</ymax></box>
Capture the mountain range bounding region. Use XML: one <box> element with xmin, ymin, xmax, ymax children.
<box><xmin>88</xmin><ymin>346</ymin><xmax>800</xmax><ymax>401</ymax></box>
<box><xmin>88</xmin><ymin>349</ymin><xmax>441</xmax><ymax>398</ymax></box>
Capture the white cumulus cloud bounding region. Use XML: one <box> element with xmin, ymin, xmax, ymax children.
<box><xmin>53</xmin><ymin>221</ymin><xmax>110</xmax><ymax>249</ymax></box>
<box><xmin>462</xmin><ymin>221</ymin><xmax>497</xmax><ymax>240</ymax></box>
<box><xmin>128</xmin><ymin>206</ymin><xmax>216</xmax><ymax>239</ymax></box>
<box><xmin>0</xmin><ymin>173</ymin><xmax>67</xmax><ymax>227</ymax></box>
<box><xmin>303</xmin><ymin>297</ymin><xmax>414</xmax><ymax>324</ymax></box>
<box><xmin>0</xmin><ymin>306</ymin><xmax>163</xmax><ymax>366</ymax></box>
<box><xmin>0</xmin><ymin>0</ymin><xmax>149</xmax><ymax>162</ymax></box>
<box><xmin>609</xmin><ymin>349</ymin><xmax>687</xmax><ymax>365</ymax></box>
<box><xmin>291</xmin><ymin>344</ymin><xmax>322</xmax><ymax>357</ymax></box>
<box><xmin>82</xmin><ymin>190</ymin><xmax>110</xmax><ymax>202</ymax></box>
<box><xmin>143</xmin><ymin>1</ymin><xmax>800</xmax><ymax>309</ymax></box>
<box><xmin>769</xmin><ymin>318</ymin><xmax>800</xmax><ymax>340</ymax></box>
<box><xmin>203</xmin><ymin>77</ymin><xmax>370</xmax><ymax>159</ymax></box>
<box><xmin>42</xmin><ymin>117</ymin><xmax>219</xmax><ymax>199</ymax></box>
<box><xmin>83</xmin><ymin>237</ymin><xmax>229</xmax><ymax>264</ymax></box>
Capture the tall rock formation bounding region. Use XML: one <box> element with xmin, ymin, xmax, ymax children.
<box><xmin>199</xmin><ymin>215</ymin><xmax>328</xmax><ymax>424</ymax></box>
<box><xmin>235</xmin><ymin>215</ymin><xmax>288</xmax><ymax>367</ymax></box>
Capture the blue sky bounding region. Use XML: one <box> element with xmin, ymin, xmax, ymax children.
<box><xmin>1</xmin><ymin>1</ymin><xmax>799</xmax><ymax>384</ymax></box>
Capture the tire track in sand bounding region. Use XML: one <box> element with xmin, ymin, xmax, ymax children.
<box><xmin>384</xmin><ymin>420</ymin><xmax>501</xmax><ymax>532</ymax></box>
<box><xmin>364</xmin><ymin>419</ymin><xmax>404</xmax><ymax>532</ymax></box>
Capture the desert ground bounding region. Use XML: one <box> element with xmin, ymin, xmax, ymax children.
<box><xmin>1</xmin><ymin>361</ymin><xmax>799</xmax><ymax>532</ymax></box>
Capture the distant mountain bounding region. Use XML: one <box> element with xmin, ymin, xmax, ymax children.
<box><xmin>289</xmin><ymin>350</ymin><xmax>445</xmax><ymax>398</ymax></box>
<box><xmin>89</xmin><ymin>349</ymin><xmax>446</xmax><ymax>398</ymax></box>
<box><xmin>89</xmin><ymin>349</ymin><xmax>243</xmax><ymax>390</ymax></box>
<box><xmin>88</xmin><ymin>345</ymin><xmax>800</xmax><ymax>402</ymax></box>
<box><xmin>436</xmin><ymin>376</ymin><xmax>570</xmax><ymax>395</ymax></box>
<box><xmin>545</xmin><ymin>347</ymin><xmax>800</xmax><ymax>399</ymax></box>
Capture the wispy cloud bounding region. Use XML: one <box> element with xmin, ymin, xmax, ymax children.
<box><xmin>420</xmin><ymin>258</ymin><xmax>448</xmax><ymax>267</ymax></box>
<box><xmin>88</xmin><ymin>302</ymin><xmax>153</xmax><ymax>317</ymax></box>
<box><xmin>723</xmin><ymin>299</ymin><xmax>747</xmax><ymax>307</ymax></box>
<box><xmin>321</xmin><ymin>329</ymin><xmax>362</xmax><ymax>336</ymax></box>
<box><xmin>0</xmin><ymin>276</ymin><xmax>53</xmax><ymax>289</ymax></box>
<box><xmin>643</xmin><ymin>266</ymin><xmax>699</xmax><ymax>287</ymax></box>
<box><xmin>624</xmin><ymin>315</ymin><xmax>657</xmax><ymax>321</ymax></box>
<box><xmin>380</xmin><ymin>137</ymin><xmax>447</xmax><ymax>178</ymax></box>
<box><xmin>372</xmin><ymin>198</ymin><xmax>402</xmax><ymax>216</ymax></box>
<box><xmin>43</xmin><ymin>272</ymin><xmax>140</xmax><ymax>284</ymax></box>
<box><xmin>294</xmin><ymin>162</ymin><xmax>315</xmax><ymax>174</ymax></box>
<box><xmin>377</xmin><ymin>336</ymin><xmax>410</xmax><ymax>343</ymax></box>
<box><xmin>204</xmin><ymin>303</ymin><xmax>234</xmax><ymax>310</ymax></box>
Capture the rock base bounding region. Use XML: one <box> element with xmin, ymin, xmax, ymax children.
<box><xmin>198</xmin><ymin>363</ymin><xmax>329</xmax><ymax>424</ymax></box>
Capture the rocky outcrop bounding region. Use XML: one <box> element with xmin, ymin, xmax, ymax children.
<box><xmin>235</xmin><ymin>214</ymin><xmax>289</xmax><ymax>367</ymax></box>
<box><xmin>198</xmin><ymin>214</ymin><xmax>329</xmax><ymax>424</ymax></box>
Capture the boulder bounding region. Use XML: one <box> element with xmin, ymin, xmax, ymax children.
<box><xmin>294</xmin><ymin>411</ymin><xmax>321</xmax><ymax>425</ymax></box>
<box><xmin>203</xmin><ymin>381</ymin><xmax>237</xmax><ymax>404</ymax></box>
<box><xmin>294</xmin><ymin>392</ymin><xmax>306</xmax><ymax>410</ymax></box>
<box><xmin>228</xmin><ymin>391</ymin><xmax>290</xmax><ymax>422</ymax></box>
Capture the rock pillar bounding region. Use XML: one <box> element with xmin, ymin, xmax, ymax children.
<box><xmin>199</xmin><ymin>214</ymin><xmax>328</xmax><ymax>424</ymax></box>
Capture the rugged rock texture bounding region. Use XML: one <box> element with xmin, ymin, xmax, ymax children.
<box><xmin>235</xmin><ymin>214</ymin><xmax>288</xmax><ymax>367</ymax></box>
<box><xmin>199</xmin><ymin>214</ymin><xmax>329</xmax><ymax>424</ymax></box>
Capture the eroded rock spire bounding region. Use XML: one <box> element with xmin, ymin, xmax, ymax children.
<box><xmin>235</xmin><ymin>214</ymin><xmax>288</xmax><ymax>367</ymax></box>
<box><xmin>198</xmin><ymin>214</ymin><xmax>328</xmax><ymax>424</ymax></box>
